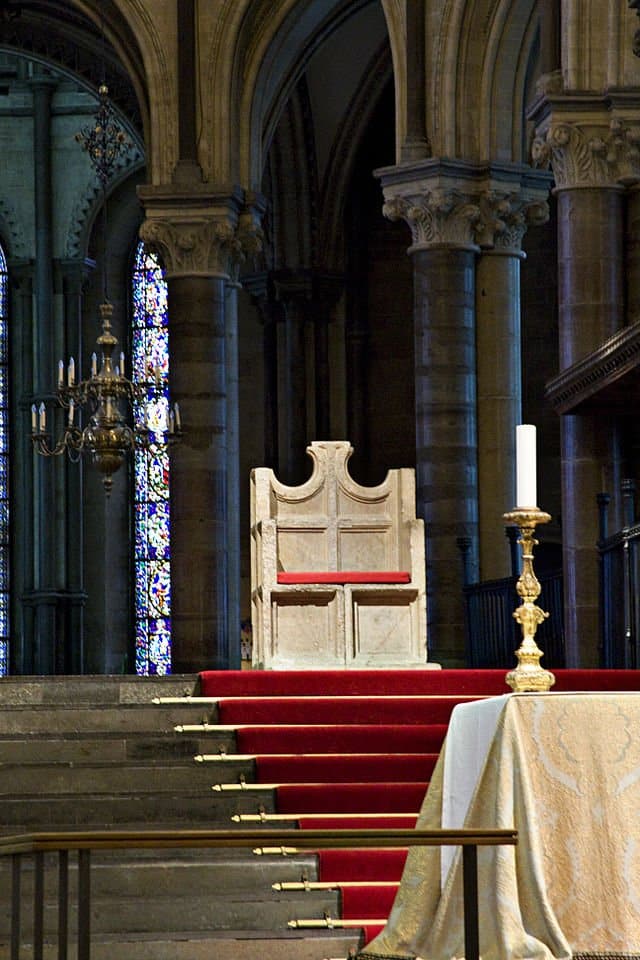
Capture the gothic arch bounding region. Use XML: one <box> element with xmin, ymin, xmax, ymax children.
<box><xmin>262</xmin><ymin>79</ymin><xmax>317</xmax><ymax>271</ymax></box>
<box><xmin>12</xmin><ymin>0</ymin><xmax>177</xmax><ymax>183</ymax></box>
<box><xmin>318</xmin><ymin>40</ymin><xmax>392</xmax><ymax>272</ymax></box>
<box><xmin>203</xmin><ymin>0</ymin><xmax>378</xmax><ymax>190</ymax></box>
<box><xmin>379</xmin><ymin>0</ymin><xmax>406</xmax><ymax>163</ymax></box>
<box><xmin>76</xmin><ymin>0</ymin><xmax>176</xmax><ymax>182</ymax></box>
<box><xmin>0</xmin><ymin>200</ymin><xmax>28</xmax><ymax>262</ymax></box>
<box><xmin>429</xmin><ymin>0</ymin><xmax>540</xmax><ymax>161</ymax></box>
<box><xmin>66</xmin><ymin>147</ymin><xmax>145</xmax><ymax>261</ymax></box>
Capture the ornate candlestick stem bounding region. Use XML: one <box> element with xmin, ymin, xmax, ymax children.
<box><xmin>503</xmin><ymin>507</ymin><xmax>555</xmax><ymax>693</ymax></box>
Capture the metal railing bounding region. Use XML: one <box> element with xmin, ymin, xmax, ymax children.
<box><xmin>598</xmin><ymin>483</ymin><xmax>640</xmax><ymax>667</ymax></box>
<box><xmin>463</xmin><ymin>572</ymin><xmax>564</xmax><ymax>668</ymax></box>
<box><xmin>0</xmin><ymin>827</ymin><xmax>517</xmax><ymax>960</ymax></box>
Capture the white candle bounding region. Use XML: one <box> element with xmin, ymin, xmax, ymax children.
<box><xmin>120</xmin><ymin>352</ymin><xmax>125</xmax><ymax>378</ymax></box>
<box><xmin>91</xmin><ymin>352</ymin><xmax>97</xmax><ymax>377</ymax></box>
<box><xmin>58</xmin><ymin>360</ymin><xmax>64</xmax><ymax>386</ymax></box>
<box><xmin>38</xmin><ymin>402</ymin><xmax>46</xmax><ymax>433</ymax></box>
<box><xmin>31</xmin><ymin>404</ymin><xmax>37</xmax><ymax>431</ymax></box>
<box><xmin>516</xmin><ymin>424</ymin><xmax>537</xmax><ymax>508</ymax></box>
<box><xmin>68</xmin><ymin>357</ymin><xmax>75</xmax><ymax>386</ymax></box>
<box><xmin>68</xmin><ymin>400</ymin><xmax>74</xmax><ymax>426</ymax></box>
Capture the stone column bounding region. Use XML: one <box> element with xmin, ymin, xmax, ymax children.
<box><xmin>225</xmin><ymin>273</ymin><xmax>242</xmax><ymax>670</ymax></box>
<box><xmin>377</xmin><ymin>161</ymin><xmax>551</xmax><ymax>665</ymax></box>
<box><xmin>474</xmin><ymin>195</ymin><xmax>548</xmax><ymax>580</ymax></box>
<box><xmin>243</xmin><ymin>272</ymin><xmax>281</xmax><ymax>470</ymax></box>
<box><xmin>627</xmin><ymin>183</ymin><xmax>640</xmax><ymax>327</ymax></box>
<box><xmin>139</xmin><ymin>188</ymin><xmax>263</xmax><ymax>672</ymax></box>
<box><xmin>535</xmin><ymin>120</ymin><xmax>627</xmax><ymax>665</ymax></box>
<box><xmin>559</xmin><ymin>185</ymin><xmax>624</xmax><ymax>666</ymax></box>
<box><xmin>402</xmin><ymin>0</ymin><xmax>430</xmax><ymax>162</ymax></box>
<box><xmin>57</xmin><ymin>260</ymin><xmax>94</xmax><ymax>671</ymax></box>
<box><xmin>311</xmin><ymin>275</ymin><xmax>343</xmax><ymax>441</ymax></box>
<box><xmin>273</xmin><ymin>271</ymin><xmax>311</xmax><ymax>485</ymax></box>
<box><xmin>380</xmin><ymin>188</ymin><xmax>481</xmax><ymax>665</ymax></box>
<box><xmin>30</xmin><ymin>72</ymin><xmax>59</xmax><ymax>673</ymax></box>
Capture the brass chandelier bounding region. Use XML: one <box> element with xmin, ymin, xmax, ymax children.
<box><xmin>31</xmin><ymin>82</ymin><xmax>180</xmax><ymax>494</ymax></box>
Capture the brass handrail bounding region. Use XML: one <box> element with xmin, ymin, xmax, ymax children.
<box><xmin>1</xmin><ymin>827</ymin><xmax>518</xmax><ymax>960</ymax></box>
<box><xmin>0</xmin><ymin>826</ymin><xmax>517</xmax><ymax>854</ymax></box>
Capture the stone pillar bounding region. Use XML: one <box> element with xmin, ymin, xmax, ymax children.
<box><xmin>311</xmin><ymin>275</ymin><xmax>343</xmax><ymax>441</ymax></box>
<box><xmin>377</xmin><ymin>161</ymin><xmax>551</xmax><ymax>665</ymax></box>
<box><xmin>225</xmin><ymin>274</ymin><xmax>242</xmax><ymax>669</ymax></box>
<box><xmin>345</xmin><ymin>284</ymin><xmax>370</xmax><ymax>475</ymax></box>
<box><xmin>56</xmin><ymin>259</ymin><xmax>93</xmax><ymax>672</ymax></box>
<box><xmin>139</xmin><ymin>188</ymin><xmax>263</xmax><ymax>672</ymax></box>
<box><xmin>273</xmin><ymin>272</ymin><xmax>311</xmax><ymax>485</ymax></box>
<box><xmin>242</xmin><ymin>272</ymin><xmax>280</xmax><ymax>470</ymax></box>
<box><xmin>559</xmin><ymin>186</ymin><xmax>624</xmax><ymax>665</ymax></box>
<box><xmin>476</xmin><ymin>247</ymin><xmax>523</xmax><ymax>579</ymax></box>
<box><xmin>30</xmin><ymin>72</ymin><xmax>59</xmax><ymax>673</ymax></box>
<box><xmin>402</xmin><ymin>0</ymin><xmax>430</xmax><ymax>162</ymax></box>
<box><xmin>627</xmin><ymin>183</ymin><xmax>640</xmax><ymax>327</ymax></box>
<box><xmin>474</xmin><ymin>195</ymin><xmax>547</xmax><ymax>579</ymax></box>
<box><xmin>170</xmin><ymin>270</ymin><xmax>229</xmax><ymax>673</ymax></box>
<box><xmin>534</xmin><ymin>120</ymin><xmax>627</xmax><ymax>665</ymax></box>
<box><xmin>380</xmin><ymin>188</ymin><xmax>481</xmax><ymax>665</ymax></box>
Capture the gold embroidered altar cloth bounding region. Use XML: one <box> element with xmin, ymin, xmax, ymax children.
<box><xmin>360</xmin><ymin>693</ymin><xmax>640</xmax><ymax>960</ymax></box>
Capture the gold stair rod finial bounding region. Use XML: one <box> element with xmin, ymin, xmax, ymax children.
<box><xmin>503</xmin><ymin>507</ymin><xmax>555</xmax><ymax>693</ymax></box>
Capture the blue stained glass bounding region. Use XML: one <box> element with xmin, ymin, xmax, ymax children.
<box><xmin>132</xmin><ymin>242</ymin><xmax>171</xmax><ymax>675</ymax></box>
<box><xmin>0</xmin><ymin>245</ymin><xmax>8</xmax><ymax>676</ymax></box>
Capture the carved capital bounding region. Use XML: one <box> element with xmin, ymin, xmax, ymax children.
<box><xmin>630</xmin><ymin>1</ymin><xmax>640</xmax><ymax>55</ymax></box>
<box><xmin>139</xmin><ymin>217</ymin><xmax>241</xmax><ymax>277</ymax></box>
<box><xmin>383</xmin><ymin>191</ymin><xmax>481</xmax><ymax>250</ymax></box>
<box><xmin>139</xmin><ymin>188</ymin><xmax>266</xmax><ymax>281</ymax></box>
<box><xmin>231</xmin><ymin>206</ymin><xmax>265</xmax><ymax>283</ymax></box>
<box><xmin>532</xmin><ymin>118</ymin><xmax>640</xmax><ymax>188</ymax></box>
<box><xmin>477</xmin><ymin>191</ymin><xmax>549</xmax><ymax>251</ymax></box>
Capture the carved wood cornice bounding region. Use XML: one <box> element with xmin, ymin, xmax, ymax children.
<box><xmin>545</xmin><ymin>321</ymin><xmax>640</xmax><ymax>414</ymax></box>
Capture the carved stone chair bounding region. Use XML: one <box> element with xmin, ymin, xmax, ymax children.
<box><xmin>250</xmin><ymin>440</ymin><xmax>429</xmax><ymax>669</ymax></box>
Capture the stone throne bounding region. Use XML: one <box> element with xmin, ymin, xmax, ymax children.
<box><xmin>250</xmin><ymin>440</ymin><xmax>428</xmax><ymax>669</ymax></box>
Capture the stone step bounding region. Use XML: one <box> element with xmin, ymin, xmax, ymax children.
<box><xmin>0</xmin><ymin>758</ymin><xmax>252</xmax><ymax>794</ymax></box>
<box><xmin>0</xmin><ymin>786</ymin><xmax>277</xmax><ymax>827</ymax></box>
<box><xmin>0</xmin><ymin>676</ymin><xmax>364</xmax><ymax>960</ymax></box>
<box><xmin>0</xmin><ymin>890</ymin><xmax>340</xmax><ymax>936</ymax></box>
<box><xmin>0</xmin><ymin>849</ymin><xmax>319</xmax><ymax>896</ymax></box>
<box><xmin>0</xmin><ymin>733</ymin><xmax>228</xmax><ymax>763</ymax></box>
<box><xmin>0</xmin><ymin>675</ymin><xmax>199</xmax><ymax>706</ymax></box>
<box><xmin>0</xmin><ymin>929</ymin><xmax>360</xmax><ymax>960</ymax></box>
<box><xmin>0</xmin><ymin>703</ymin><xmax>216</xmax><ymax>735</ymax></box>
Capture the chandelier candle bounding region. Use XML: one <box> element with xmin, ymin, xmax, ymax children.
<box><xmin>516</xmin><ymin>424</ymin><xmax>537</xmax><ymax>508</ymax></box>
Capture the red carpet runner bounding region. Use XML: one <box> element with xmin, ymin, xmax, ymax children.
<box><xmin>199</xmin><ymin>668</ymin><xmax>640</xmax><ymax>948</ymax></box>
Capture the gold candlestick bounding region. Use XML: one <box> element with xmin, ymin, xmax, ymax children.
<box><xmin>503</xmin><ymin>507</ymin><xmax>555</xmax><ymax>693</ymax></box>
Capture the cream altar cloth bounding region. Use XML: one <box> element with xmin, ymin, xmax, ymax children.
<box><xmin>360</xmin><ymin>693</ymin><xmax>640</xmax><ymax>960</ymax></box>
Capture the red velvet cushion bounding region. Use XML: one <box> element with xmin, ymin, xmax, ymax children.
<box><xmin>276</xmin><ymin>571</ymin><xmax>411</xmax><ymax>584</ymax></box>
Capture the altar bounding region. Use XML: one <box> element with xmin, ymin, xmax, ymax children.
<box><xmin>360</xmin><ymin>693</ymin><xmax>640</xmax><ymax>960</ymax></box>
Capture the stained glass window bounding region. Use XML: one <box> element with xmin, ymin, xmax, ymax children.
<box><xmin>131</xmin><ymin>242</ymin><xmax>171</xmax><ymax>675</ymax></box>
<box><xmin>0</xmin><ymin>246</ymin><xmax>8</xmax><ymax>677</ymax></box>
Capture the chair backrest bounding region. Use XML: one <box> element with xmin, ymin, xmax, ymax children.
<box><xmin>250</xmin><ymin>440</ymin><xmax>428</xmax><ymax>669</ymax></box>
<box><xmin>251</xmin><ymin>440</ymin><xmax>417</xmax><ymax>575</ymax></box>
